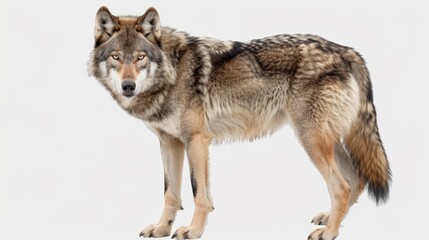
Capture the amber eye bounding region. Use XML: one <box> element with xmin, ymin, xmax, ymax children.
<box><xmin>112</xmin><ymin>54</ymin><xmax>119</xmax><ymax>60</ymax></box>
<box><xmin>138</xmin><ymin>55</ymin><xmax>145</xmax><ymax>60</ymax></box>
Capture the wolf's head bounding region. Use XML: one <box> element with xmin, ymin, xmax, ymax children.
<box><xmin>88</xmin><ymin>6</ymin><xmax>164</xmax><ymax>99</ymax></box>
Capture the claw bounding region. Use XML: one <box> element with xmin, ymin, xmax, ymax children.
<box><xmin>139</xmin><ymin>232</ymin><xmax>144</xmax><ymax>237</ymax></box>
<box><xmin>171</xmin><ymin>232</ymin><xmax>177</xmax><ymax>239</ymax></box>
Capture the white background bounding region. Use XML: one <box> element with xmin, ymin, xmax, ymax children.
<box><xmin>1</xmin><ymin>0</ymin><xmax>428</xmax><ymax>239</ymax></box>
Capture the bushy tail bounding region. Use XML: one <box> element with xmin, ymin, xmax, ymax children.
<box><xmin>345</xmin><ymin>58</ymin><xmax>392</xmax><ymax>204</ymax></box>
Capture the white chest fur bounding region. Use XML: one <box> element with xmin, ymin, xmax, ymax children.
<box><xmin>145</xmin><ymin>110</ymin><xmax>182</xmax><ymax>138</ymax></box>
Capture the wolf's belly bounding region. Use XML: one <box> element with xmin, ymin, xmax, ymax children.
<box><xmin>205</xmin><ymin>106</ymin><xmax>288</xmax><ymax>143</ymax></box>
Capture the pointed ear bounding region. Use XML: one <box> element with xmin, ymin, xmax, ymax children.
<box><xmin>94</xmin><ymin>6</ymin><xmax>119</xmax><ymax>46</ymax></box>
<box><xmin>136</xmin><ymin>7</ymin><xmax>161</xmax><ymax>44</ymax></box>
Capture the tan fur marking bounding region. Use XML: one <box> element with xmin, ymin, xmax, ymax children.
<box><xmin>121</xmin><ymin>64</ymin><xmax>137</xmax><ymax>80</ymax></box>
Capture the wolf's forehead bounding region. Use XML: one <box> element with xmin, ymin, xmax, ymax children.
<box><xmin>110</xmin><ymin>31</ymin><xmax>150</xmax><ymax>52</ymax></box>
<box><xmin>118</xmin><ymin>16</ymin><xmax>138</xmax><ymax>25</ymax></box>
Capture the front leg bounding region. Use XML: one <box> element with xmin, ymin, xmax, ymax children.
<box><xmin>140</xmin><ymin>134</ymin><xmax>185</xmax><ymax>238</ymax></box>
<box><xmin>172</xmin><ymin>134</ymin><xmax>214</xmax><ymax>239</ymax></box>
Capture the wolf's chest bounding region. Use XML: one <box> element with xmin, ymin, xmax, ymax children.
<box><xmin>145</xmin><ymin>113</ymin><xmax>182</xmax><ymax>139</ymax></box>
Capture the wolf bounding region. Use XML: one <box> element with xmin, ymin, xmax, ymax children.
<box><xmin>88</xmin><ymin>6</ymin><xmax>391</xmax><ymax>240</ymax></box>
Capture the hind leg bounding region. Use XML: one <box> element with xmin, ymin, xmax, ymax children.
<box><xmin>297</xmin><ymin>132</ymin><xmax>351</xmax><ymax>240</ymax></box>
<box><xmin>335</xmin><ymin>144</ymin><xmax>365</xmax><ymax>206</ymax></box>
<box><xmin>311</xmin><ymin>144</ymin><xmax>365</xmax><ymax>226</ymax></box>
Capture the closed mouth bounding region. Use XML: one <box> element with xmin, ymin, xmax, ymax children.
<box><xmin>122</xmin><ymin>93</ymin><xmax>135</xmax><ymax>98</ymax></box>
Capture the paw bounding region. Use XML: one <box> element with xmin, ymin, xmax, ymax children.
<box><xmin>311</xmin><ymin>212</ymin><xmax>330</xmax><ymax>226</ymax></box>
<box><xmin>172</xmin><ymin>226</ymin><xmax>202</xmax><ymax>239</ymax></box>
<box><xmin>139</xmin><ymin>224</ymin><xmax>171</xmax><ymax>238</ymax></box>
<box><xmin>307</xmin><ymin>227</ymin><xmax>338</xmax><ymax>240</ymax></box>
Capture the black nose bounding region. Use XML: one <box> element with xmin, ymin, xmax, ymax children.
<box><xmin>121</xmin><ymin>80</ymin><xmax>136</xmax><ymax>95</ymax></box>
